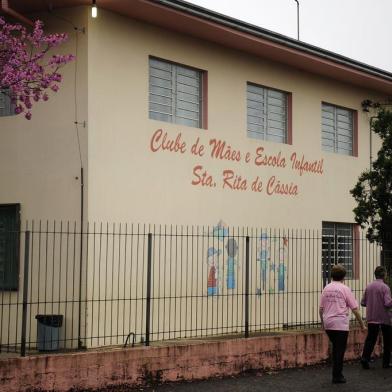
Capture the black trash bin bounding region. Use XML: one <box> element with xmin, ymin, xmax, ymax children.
<box><xmin>35</xmin><ymin>314</ymin><xmax>63</xmax><ymax>351</ymax></box>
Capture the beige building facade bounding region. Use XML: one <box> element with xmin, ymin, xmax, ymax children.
<box><xmin>0</xmin><ymin>0</ymin><xmax>391</xmax><ymax>351</ymax></box>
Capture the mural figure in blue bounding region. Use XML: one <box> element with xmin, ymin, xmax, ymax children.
<box><xmin>256</xmin><ymin>235</ymin><xmax>288</xmax><ymax>294</ymax></box>
<box><xmin>278</xmin><ymin>237</ymin><xmax>288</xmax><ymax>292</ymax></box>
<box><xmin>225</xmin><ymin>238</ymin><xmax>238</xmax><ymax>290</ymax></box>
<box><xmin>257</xmin><ymin>233</ymin><xmax>269</xmax><ymax>291</ymax></box>
<box><xmin>278</xmin><ymin>263</ymin><xmax>286</xmax><ymax>291</ymax></box>
<box><xmin>212</xmin><ymin>220</ymin><xmax>228</xmax><ymax>239</ymax></box>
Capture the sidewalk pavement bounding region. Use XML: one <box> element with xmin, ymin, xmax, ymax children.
<box><xmin>137</xmin><ymin>360</ymin><xmax>392</xmax><ymax>392</ymax></box>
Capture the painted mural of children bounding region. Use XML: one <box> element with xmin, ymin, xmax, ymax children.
<box><xmin>225</xmin><ymin>238</ymin><xmax>238</xmax><ymax>290</ymax></box>
<box><xmin>207</xmin><ymin>247</ymin><xmax>221</xmax><ymax>296</ymax></box>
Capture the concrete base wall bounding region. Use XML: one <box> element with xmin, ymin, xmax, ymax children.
<box><xmin>0</xmin><ymin>329</ymin><xmax>371</xmax><ymax>392</ymax></box>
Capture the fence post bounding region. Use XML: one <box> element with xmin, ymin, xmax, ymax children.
<box><xmin>245</xmin><ymin>235</ymin><xmax>250</xmax><ymax>338</ymax></box>
<box><xmin>327</xmin><ymin>237</ymin><xmax>332</xmax><ymax>284</ymax></box>
<box><xmin>20</xmin><ymin>230</ymin><xmax>30</xmax><ymax>357</ymax></box>
<box><xmin>78</xmin><ymin>167</ymin><xmax>85</xmax><ymax>350</ymax></box>
<box><xmin>145</xmin><ymin>233</ymin><xmax>152</xmax><ymax>346</ymax></box>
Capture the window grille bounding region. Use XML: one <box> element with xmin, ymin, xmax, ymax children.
<box><xmin>149</xmin><ymin>57</ymin><xmax>202</xmax><ymax>128</ymax></box>
<box><xmin>0</xmin><ymin>89</ymin><xmax>15</xmax><ymax>117</ymax></box>
<box><xmin>322</xmin><ymin>222</ymin><xmax>353</xmax><ymax>279</ymax></box>
<box><xmin>322</xmin><ymin>103</ymin><xmax>353</xmax><ymax>155</ymax></box>
<box><xmin>247</xmin><ymin>83</ymin><xmax>287</xmax><ymax>143</ymax></box>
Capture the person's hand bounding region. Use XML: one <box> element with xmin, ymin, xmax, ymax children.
<box><xmin>361</xmin><ymin>324</ymin><xmax>367</xmax><ymax>331</ymax></box>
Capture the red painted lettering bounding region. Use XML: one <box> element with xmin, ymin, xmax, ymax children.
<box><xmin>190</xmin><ymin>137</ymin><xmax>205</xmax><ymax>157</ymax></box>
<box><xmin>192</xmin><ymin>165</ymin><xmax>215</xmax><ymax>187</ymax></box>
<box><xmin>290</xmin><ymin>152</ymin><xmax>323</xmax><ymax>176</ymax></box>
<box><xmin>251</xmin><ymin>176</ymin><xmax>263</xmax><ymax>192</ymax></box>
<box><xmin>254</xmin><ymin>147</ymin><xmax>286</xmax><ymax>168</ymax></box>
<box><xmin>222</xmin><ymin>170</ymin><xmax>247</xmax><ymax>191</ymax></box>
<box><xmin>209</xmin><ymin>139</ymin><xmax>241</xmax><ymax>162</ymax></box>
<box><xmin>150</xmin><ymin>129</ymin><xmax>186</xmax><ymax>154</ymax></box>
<box><xmin>266</xmin><ymin>176</ymin><xmax>298</xmax><ymax>196</ymax></box>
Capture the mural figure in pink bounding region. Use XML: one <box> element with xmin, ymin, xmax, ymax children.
<box><xmin>207</xmin><ymin>247</ymin><xmax>221</xmax><ymax>296</ymax></box>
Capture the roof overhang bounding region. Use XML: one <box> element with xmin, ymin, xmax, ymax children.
<box><xmin>3</xmin><ymin>0</ymin><xmax>392</xmax><ymax>95</ymax></box>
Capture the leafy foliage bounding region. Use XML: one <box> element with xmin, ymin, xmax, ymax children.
<box><xmin>351</xmin><ymin>109</ymin><xmax>392</xmax><ymax>244</ymax></box>
<box><xmin>0</xmin><ymin>17</ymin><xmax>74</xmax><ymax>119</ymax></box>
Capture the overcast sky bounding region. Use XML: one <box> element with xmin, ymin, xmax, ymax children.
<box><xmin>186</xmin><ymin>0</ymin><xmax>392</xmax><ymax>73</ymax></box>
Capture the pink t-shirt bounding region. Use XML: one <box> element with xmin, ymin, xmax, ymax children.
<box><xmin>320</xmin><ymin>281</ymin><xmax>358</xmax><ymax>331</ymax></box>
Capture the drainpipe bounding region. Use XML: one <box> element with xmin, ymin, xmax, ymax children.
<box><xmin>1</xmin><ymin>0</ymin><xmax>34</xmax><ymax>26</ymax></box>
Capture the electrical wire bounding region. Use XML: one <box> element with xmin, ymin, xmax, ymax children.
<box><xmin>73</xmin><ymin>29</ymin><xmax>83</xmax><ymax>168</ymax></box>
<box><xmin>46</xmin><ymin>9</ymin><xmax>84</xmax><ymax>167</ymax></box>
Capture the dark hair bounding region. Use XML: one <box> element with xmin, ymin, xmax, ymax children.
<box><xmin>375</xmin><ymin>266</ymin><xmax>386</xmax><ymax>279</ymax></box>
<box><xmin>331</xmin><ymin>264</ymin><xmax>346</xmax><ymax>281</ymax></box>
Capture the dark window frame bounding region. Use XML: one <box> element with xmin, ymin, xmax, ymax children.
<box><xmin>0</xmin><ymin>89</ymin><xmax>16</xmax><ymax>117</ymax></box>
<box><xmin>0</xmin><ymin>203</ymin><xmax>21</xmax><ymax>291</ymax></box>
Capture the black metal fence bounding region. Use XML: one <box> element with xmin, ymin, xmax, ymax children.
<box><xmin>0</xmin><ymin>222</ymin><xmax>381</xmax><ymax>356</ymax></box>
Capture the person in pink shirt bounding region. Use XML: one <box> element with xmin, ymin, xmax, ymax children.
<box><xmin>320</xmin><ymin>264</ymin><xmax>366</xmax><ymax>384</ymax></box>
<box><xmin>360</xmin><ymin>265</ymin><xmax>392</xmax><ymax>369</ymax></box>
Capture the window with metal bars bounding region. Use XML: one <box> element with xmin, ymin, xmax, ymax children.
<box><xmin>247</xmin><ymin>83</ymin><xmax>288</xmax><ymax>144</ymax></box>
<box><xmin>149</xmin><ymin>57</ymin><xmax>203</xmax><ymax>129</ymax></box>
<box><xmin>0</xmin><ymin>89</ymin><xmax>15</xmax><ymax>117</ymax></box>
<box><xmin>322</xmin><ymin>222</ymin><xmax>354</xmax><ymax>280</ymax></box>
<box><xmin>0</xmin><ymin>204</ymin><xmax>20</xmax><ymax>290</ymax></box>
<box><xmin>321</xmin><ymin>103</ymin><xmax>354</xmax><ymax>155</ymax></box>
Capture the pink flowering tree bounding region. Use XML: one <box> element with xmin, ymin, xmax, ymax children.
<box><xmin>0</xmin><ymin>17</ymin><xmax>74</xmax><ymax>120</ymax></box>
